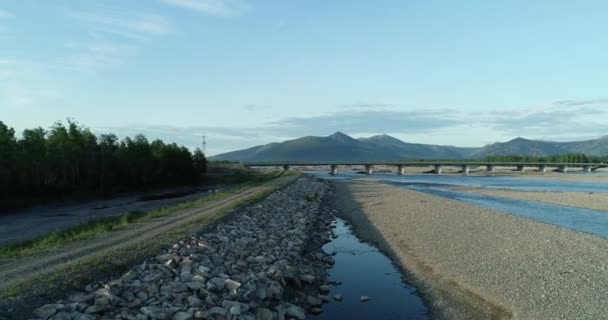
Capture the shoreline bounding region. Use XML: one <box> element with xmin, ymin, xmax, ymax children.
<box><xmin>448</xmin><ymin>186</ymin><xmax>608</xmax><ymax>211</ymax></box>
<box><xmin>331</xmin><ymin>178</ymin><xmax>608</xmax><ymax>319</ymax></box>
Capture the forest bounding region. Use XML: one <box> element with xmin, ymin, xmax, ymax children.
<box><xmin>0</xmin><ymin>120</ymin><xmax>207</xmax><ymax>211</ymax></box>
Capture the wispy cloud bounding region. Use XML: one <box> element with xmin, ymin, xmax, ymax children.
<box><xmin>60</xmin><ymin>41</ymin><xmax>137</xmax><ymax>73</ymax></box>
<box><xmin>93</xmin><ymin>99</ymin><xmax>608</xmax><ymax>155</ymax></box>
<box><xmin>162</xmin><ymin>0</ymin><xmax>249</xmax><ymax>16</ymax></box>
<box><xmin>63</xmin><ymin>6</ymin><xmax>171</xmax><ymax>73</ymax></box>
<box><xmin>71</xmin><ymin>10</ymin><xmax>171</xmax><ymax>40</ymax></box>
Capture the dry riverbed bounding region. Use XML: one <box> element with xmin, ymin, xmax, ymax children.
<box><xmin>23</xmin><ymin>176</ymin><xmax>340</xmax><ymax>320</ymax></box>
<box><xmin>333</xmin><ymin>179</ymin><xmax>608</xmax><ymax>320</ymax></box>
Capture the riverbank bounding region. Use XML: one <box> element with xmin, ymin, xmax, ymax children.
<box><xmin>449</xmin><ymin>186</ymin><xmax>608</xmax><ymax>211</ymax></box>
<box><xmin>13</xmin><ymin>176</ymin><xmax>336</xmax><ymax>320</ymax></box>
<box><xmin>333</xmin><ymin>179</ymin><xmax>608</xmax><ymax>319</ymax></box>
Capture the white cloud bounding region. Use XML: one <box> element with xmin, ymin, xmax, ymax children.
<box><xmin>163</xmin><ymin>0</ymin><xmax>249</xmax><ymax>16</ymax></box>
<box><xmin>71</xmin><ymin>10</ymin><xmax>172</xmax><ymax>40</ymax></box>
<box><xmin>93</xmin><ymin>99</ymin><xmax>608</xmax><ymax>155</ymax></box>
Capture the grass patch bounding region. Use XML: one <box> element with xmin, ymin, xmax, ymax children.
<box><xmin>0</xmin><ymin>181</ymin><xmax>283</xmax><ymax>300</ymax></box>
<box><xmin>0</xmin><ymin>170</ymin><xmax>294</xmax><ymax>258</ymax></box>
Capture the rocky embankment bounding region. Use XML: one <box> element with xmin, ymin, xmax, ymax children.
<box><xmin>31</xmin><ymin>176</ymin><xmax>335</xmax><ymax>320</ymax></box>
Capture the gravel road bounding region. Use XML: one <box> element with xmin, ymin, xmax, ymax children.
<box><xmin>333</xmin><ymin>179</ymin><xmax>608</xmax><ymax>320</ymax></box>
<box><xmin>0</xmin><ymin>176</ymin><xmax>296</xmax><ymax>296</ymax></box>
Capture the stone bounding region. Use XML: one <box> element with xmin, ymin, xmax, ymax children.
<box><xmin>307</xmin><ymin>296</ymin><xmax>322</xmax><ymax>306</ymax></box>
<box><xmin>229</xmin><ymin>305</ymin><xmax>242</xmax><ymax>316</ymax></box>
<box><xmin>84</xmin><ymin>305</ymin><xmax>109</xmax><ymax>314</ymax></box>
<box><xmin>360</xmin><ymin>296</ymin><xmax>370</xmax><ymax>302</ymax></box>
<box><xmin>208</xmin><ymin>277</ymin><xmax>226</xmax><ymax>291</ymax></box>
<box><xmin>225</xmin><ymin>279</ymin><xmax>241</xmax><ymax>291</ymax></box>
<box><xmin>333</xmin><ymin>294</ymin><xmax>343</xmax><ymax>301</ymax></box>
<box><xmin>319</xmin><ymin>285</ymin><xmax>330</xmax><ymax>293</ymax></box>
<box><xmin>185</xmin><ymin>281</ymin><xmax>204</xmax><ymax>291</ymax></box>
<box><xmin>170</xmin><ymin>282</ymin><xmax>188</xmax><ymax>293</ymax></box>
<box><xmin>299</xmin><ymin>275</ymin><xmax>315</xmax><ymax>283</ymax></box>
<box><xmin>256</xmin><ymin>308</ymin><xmax>273</xmax><ymax>320</ymax></box>
<box><xmin>285</xmin><ymin>305</ymin><xmax>306</xmax><ymax>320</ymax></box>
<box><xmin>33</xmin><ymin>304</ymin><xmax>61</xmax><ymax>319</ymax></box>
<box><xmin>72</xmin><ymin>313</ymin><xmax>96</xmax><ymax>320</ymax></box>
<box><xmin>141</xmin><ymin>306</ymin><xmax>169</xmax><ymax>319</ymax></box>
<box><xmin>310</xmin><ymin>307</ymin><xmax>323</xmax><ymax>314</ymax></box>
<box><xmin>172</xmin><ymin>311</ymin><xmax>194</xmax><ymax>320</ymax></box>
<box><xmin>208</xmin><ymin>307</ymin><xmax>227</xmax><ymax>317</ymax></box>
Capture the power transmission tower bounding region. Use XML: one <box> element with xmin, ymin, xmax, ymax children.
<box><xmin>202</xmin><ymin>132</ymin><xmax>207</xmax><ymax>155</ymax></box>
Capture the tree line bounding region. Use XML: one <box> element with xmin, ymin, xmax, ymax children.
<box><xmin>0</xmin><ymin>120</ymin><xmax>207</xmax><ymax>211</ymax></box>
<box><xmin>481</xmin><ymin>154</ymin><xmax>608</xmax><ymax>163</ymax></box>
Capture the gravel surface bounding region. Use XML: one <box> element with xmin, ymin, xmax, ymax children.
<box><xmin>449</xmin><ymin>187</ymin><xmax>608</xmax><ymax>211</ymax></box>
<box><xmin>27</xmin><ymin>176</ymin><xmax>337</xmax><ymax>320</ymax></box>
<box><xmin>333</xmin><ymin>179</ymin><xmax>608</xmax><ymax>320</ymax></box>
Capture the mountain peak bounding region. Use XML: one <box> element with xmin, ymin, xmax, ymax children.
<box><xmin>368</xmin><ymin>133</ymin><xmax>399</xmax><ymax>141</ymax></box>
<box><xmin>329</xmin><ymin>131</ymin><xmax>350</xmax><ymax>138</ymax></box>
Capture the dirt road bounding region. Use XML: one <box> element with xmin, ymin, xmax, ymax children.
<box><xmin>0</xmin><ymin>176</ymin><xmax>295</xmax><ymax>295</ymax></box>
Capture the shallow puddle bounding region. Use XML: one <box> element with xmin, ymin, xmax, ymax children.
<box><xmin>313</xmin><ymin>218</ymin><xmax>429</xmax><ymax>319</ymax></box>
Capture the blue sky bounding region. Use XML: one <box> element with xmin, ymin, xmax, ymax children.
<box><xmin>1</xmin><ymin>0</ymin><xmax>608</xmax><ymax>155</ymax></box>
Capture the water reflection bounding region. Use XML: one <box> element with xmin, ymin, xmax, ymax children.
<box><xmin>313</xmin><ymin>218</ymin><xmax>429</xmax><ymax>319</ymax></box>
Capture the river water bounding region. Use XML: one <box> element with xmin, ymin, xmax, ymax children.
<box><xmin>314</xmin><ymin>218</ymin><xmax>429</xmax><ymax>319</ymax></box>
<box><xmin>308</xmin><ymin>171</ymin><xmax>608</xmax><ymax>238</ymax></box>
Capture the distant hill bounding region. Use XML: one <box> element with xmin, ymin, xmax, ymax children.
<box><xmin>472</xmin><ymin>136</ymin><xmax>608</xmax><ymax>158</ymax></box>
<box><xmin>210</xmin><ymin>132</ymin><xmax>479</xmax><ymax>161</ymax></box>
<box><xmin>471</xmin><ymin>137</ymin><xmax>568</xmax><ymax>158</ymax></box>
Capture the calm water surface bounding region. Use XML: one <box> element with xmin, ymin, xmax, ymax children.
<box><xmin>313</xmin><ymin>218</ymin><xmax>429</xmax><ymax>319</ymax></box>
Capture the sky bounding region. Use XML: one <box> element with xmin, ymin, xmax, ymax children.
<box><xmin>1</xmin><ymin>0</ymin><xmax>608</xmax><ymax>155</ymax></box>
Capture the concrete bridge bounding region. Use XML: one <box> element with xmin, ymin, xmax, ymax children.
<box><xmin>243</xmin><ymin>161</ymin><xmax>608</xmax><ymax>175</ymax></box>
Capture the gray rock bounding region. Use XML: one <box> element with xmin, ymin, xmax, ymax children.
<box><xmin>72</xmin><ymin>313</ymin><xmax>96</xmax><ymax>320</ymax></box>
<box><xmin>319</xmin><ymin>285</ymin><xmax>330</xmax><ymax>293</ymax></box>
<box><xmin>229</xmin><ymin>305</ymin><xmax>242</xmax><ymax>316</ymax></box>
<box><xmin>171</xmin><ymin>282</ymin><xmax>189</xmax><ymax>293</ymax></box>
<box><xmin>172</xmin><ymin>311</ymin><xmax>193</xmax><ymax>320</ymax></box>
<box><xmin>141</xmin><ymin>306</ymin><xmax>170</xmax><ymax>319</ymax></box>
<box><xmin>33</xmin><ymin>304</ymin><xmax>61</xmax><ymax>319</ymax></box>
<box><xmin>285</xmin><ymin>305</ymin><xmax>306</xmax><ymax>320</ymax></box>
<box><xmin>333</xmin><ymin>294</ymin><xmax>343</xmax><ymax>301</ymax></box>
<box><xmin>208</xmin><ymin>307</ymin><xmax>227</xmax><ymax>317</ymax></box>
<box><xmin>360</xmin><ymin>295</ymin><xmax>370</xmax><ymax>302</ymax></box>
<box><xmin>307</xmin><ymin>296</ymin><xmax>322</xmax><ymax>306</ymax></box>
<box><xmin>256</xmin><ymin>308</ymin><xmax>273</xmax><ymax>320</ymax></box>
<box><xmin>225</xmin><ymin>279</ymin><xmax>241</xmax><ymax>291</ymax></box>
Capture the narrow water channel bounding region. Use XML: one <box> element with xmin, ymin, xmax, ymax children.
<box><xmin>313</xmin><ymin>217</ymin><xmax>429</xmax><ymax>319</ymax></box>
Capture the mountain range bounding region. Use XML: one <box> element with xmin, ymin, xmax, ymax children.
<box><xmin>209</xmin><ymin>132</ymin><xmax>608</xmax><ymax>161</ymax></box>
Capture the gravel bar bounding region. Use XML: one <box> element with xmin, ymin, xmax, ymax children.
<box><xmin>333</xmin><ymin>179</ymin><xmax>608</xmax><ymax>320</ymax></box>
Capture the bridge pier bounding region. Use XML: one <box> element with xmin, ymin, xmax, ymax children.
<box><xmin>330</xmin><ymin>165</ymin><xmax>338</xmax><ymax>175</ymax></box>
<box><xmin>397</xmin><ymin>165</ymin><xmax>406</xmax><ymax>175</ymax></box>
<box><xmin>516</xmin><ymin>164</ymin><xmax>525</xmax><ymax>172</ymax></box>
<box><xmin>364</xmin><ymin>164</ymin><xmax>374</xmax><ymax>175</ymax></box>
<box><xmin>433</xmin><ymin>165</ymin><xmax>443</xmax><ymax>174</ymax></box>
<box><xmin>583</xmin><ymin>165</ymin><xmax>592</xmax><ymax>173</ymax></box>
<box><xmin>461</xmin><ymin>165</ymin><xmax>470</xmax><ymax>174</ymax></box>
<box><xmin>538</xmin><ymin>164</ymin><xmax>547</xmax><ymax>173</ymax></box>
<box><xmin>559</xmin><ymin>165</ymin><xmax>569</xmax><ymax>173</ymax></box>
<box><xmin>486</xmin><ymin>165</ymin><xmax>496</xmax><ymax>172</ymax></box>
